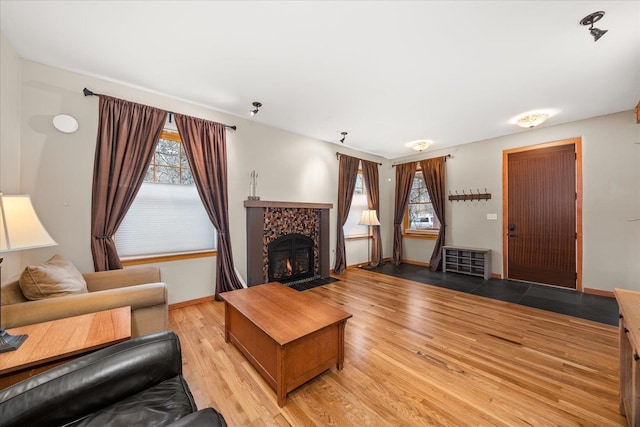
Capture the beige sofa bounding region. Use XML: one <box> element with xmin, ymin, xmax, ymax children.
<box><xmin>1</xmin><ymin>267</ymin><xmax>168</xmax><ymax>338</ymax></box>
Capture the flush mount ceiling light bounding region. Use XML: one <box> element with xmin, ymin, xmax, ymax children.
<box><xmin>340</xmin><ymin>131</ymin><xmax>348</xmax><ymax>143</ymax></box>
<box><xmin>516</xmin><ymin>113</ymin><xmax>549</xmax><ymax>128</ymax></box>
<box><xmin>409</xmin><ymin>140</ymin><xmax>432</xmax><ymax>152</ymax></box>
<box><xmin>250</xmin><ymin>101</ymin><xmax>262</xmax><ymax>117</ymax></box>
<box><xmin>580</xmin><ymin>11</ymin><xmax>608</xmax><ymax>42</ymax></box>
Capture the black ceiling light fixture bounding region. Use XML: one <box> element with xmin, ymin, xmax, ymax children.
<box><xmin>580</xmin><ymin>11</ymin><xmax>608</xmax><ymax>42</ymax></box>
<box><xmin>250</xmin><ymin>101</ymin><xmax>262</xmax><ymax>117</ymax></box>
<box><xmin>340</xmin><ymin>131</ymin><xmax>348</xmax><ymax>143</ymax></box>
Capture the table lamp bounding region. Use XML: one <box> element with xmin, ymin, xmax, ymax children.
<box><xmin>358</xmin><ymin>209</ymin><xmax>380</xmax><ymax>269</ymax></box>
<box><xmin>0</xmin><ymin>193</ymin><xmax>58</xmax><ymax>353</ymax></box>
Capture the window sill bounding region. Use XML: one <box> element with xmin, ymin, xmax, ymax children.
<box><xmin>121</xmin><ymin>250</ymin><xmax>217</xmax><ymax>266</ymax></box>
<box><xmin>403</xmin><ymin>231</ymin><xmax>439</xmax><ymax>240</ymax></box>
<box><xmin>345</xmin><ymin>234</ymin><xmax>372</xmax><ymax>241</ymax></box>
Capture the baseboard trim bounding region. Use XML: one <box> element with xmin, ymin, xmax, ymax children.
<box><xmin>169</xmin><ymin>295</ymin><xmax>215</xmax><ymax>310</ymax></box>
<box><xmin>583</xmin><ymin>288</ymin><xmax>615</xmax><ymax>298</ymax></box>
<box><xmin>347</xmin><ymin>262</ymin><xmax>370</xmax><ymax>269</ymax></box>
<box><xmin>401</xmin><ymin>259</ymin><xmax>430</xmax><ymax>267</ymax></box>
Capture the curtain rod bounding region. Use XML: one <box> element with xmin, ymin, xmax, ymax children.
<box><xmin>391</xmin><ymin>154</ymin><xmax>451</xmax><ymax>167</ymax></box>
<box><xmin>335</xmin><ymin>152</ymin><xmax>382</xmax><ymax>166</ymax></box>
<box><xmin>82</xmin><ymin>88</ymin><xmax>237</xmax><ymax>131</ymax></box>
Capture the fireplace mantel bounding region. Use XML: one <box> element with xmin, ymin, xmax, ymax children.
<box><xmin>244</xmin><ymin>200</ymin><xmax>333</xmax><ymax>286</ymax></box>
<box><xmin>244</xmin><ymin>200</ymin><xmax>333</xmax><ymax>210</ymax></box>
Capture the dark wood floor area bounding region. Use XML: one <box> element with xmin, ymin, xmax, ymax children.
<box><xmin>169</xmin><ymin>268</ymin><xmax>624</xmax><ymax>426</ymax></box>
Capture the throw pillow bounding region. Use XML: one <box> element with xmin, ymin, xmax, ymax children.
<box><xmin>19</xmin><ymin>254</ymin><xmax>88</xmax><ymax>301</ymax></box>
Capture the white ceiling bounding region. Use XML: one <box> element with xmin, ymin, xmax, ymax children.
<box><xmin>1</xmin><ymin>1</ymin><xmax>639</xmax><ymax>159</ymax></box>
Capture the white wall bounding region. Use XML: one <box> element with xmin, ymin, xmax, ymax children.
<box><xmin>3</xmin><ymin>32</ymin><xmax>636</xmax><ymax>299</ymax></box>
<box><xmin>0</xmin><ymin>33</ymin><xmax>23</xmax><ymax>281</ymax></box>
<box><xmin>397</xmin><ymin>111</ymin><xmax>640</xmax><ymax>292</ymax></box>
<box><xmin>3</xmin><ymin>48</ymin><xmax>390</xmax><ymax>303</ymax></box>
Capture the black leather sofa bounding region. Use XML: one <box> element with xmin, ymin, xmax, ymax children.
<box><xmin>0</xmin><ymin>330</ymin><xmax>226</xmax><ymax>427</ymax></box>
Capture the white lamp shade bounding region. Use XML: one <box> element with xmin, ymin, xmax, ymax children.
<box><xmin>0</xmin><ymin>195</ymin><xmax>57</xmax><ymax>252</ymax></box>
<box><xmin>358</xmin><ymin>209</ymin><xmax>381</xmax><ymax>226</ymax></box>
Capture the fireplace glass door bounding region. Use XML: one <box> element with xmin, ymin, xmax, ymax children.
<box><xmin>267</xmin><ymin>234</ymin><xmax>314</xmax><ymax>283</ymax></box>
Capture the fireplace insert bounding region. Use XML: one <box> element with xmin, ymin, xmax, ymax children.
<box><xmin>267</xmin><ymin>234</ymin><xmax>314</xmax><ymax>283</ymax></box>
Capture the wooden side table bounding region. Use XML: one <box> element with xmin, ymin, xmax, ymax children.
<box><xmin>614</xmin><ymin>289</ymin><xmax>640</xmax><ymax>427</ymax></box>
<box><xmin>0</xmin><ymin>306</ymin><xmax>131</xmax><ymax>388</ymax></box>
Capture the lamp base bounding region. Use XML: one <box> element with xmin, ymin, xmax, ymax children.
<box><xmin>0</xmin><ymin>328</ymin><xmax>28</xmax><ymax>353</ymax></box>
<box><xmin>359</xmin><ymin>261</ymin><xmax>386</xmax><ymax>271</ymax></box>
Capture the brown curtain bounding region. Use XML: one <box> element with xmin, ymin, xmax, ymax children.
<box><xmin>393</xmin><ymin>162</ymin><xmax>417</xmax><ymax>265</ymax></box>
<box><xmin>419</xmin><ymin>157</ymin><xmax>446</xmax><ymax>271</ymax></box>
<box><xmin>174</xmin><ymin>114</ymin><xmax>243</xmax><ymax>299</ymax></box>
<box><xmin>362</xmin><ymin>159</ymin><xmax>382</xmax><ymax>267</ymax></box>
<box><xmin>334</xmin><ymin>154</ymin><xmax>360</xmax><ymax>274</ymax></box>
<box><xmin>91</xmin><ymin>96</ymin><xmax>167</xmax><ymax>271</ymax></box>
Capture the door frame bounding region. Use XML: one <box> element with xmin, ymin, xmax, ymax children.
<box><xmin>502</xmin><ymin>137</ymin><xmax>583</xmax><ymax>291</ymax></box>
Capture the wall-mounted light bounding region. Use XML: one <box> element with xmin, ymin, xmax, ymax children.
<box><xmin>580</xmin><ymin>11</ymin><xmax>608</xmax><ymax>42</ymax></box>
<box><xmin>340</xmin><ymin>131</ymin><xmax>348</xmax><ymax>143</ymax></box>
<box><xmin>250</xmin><ymin>101</ymin><xmax>262</xmax><ymax>117</ymax></box>
<box><xmin>52</xmin><ymin>114</ymin><xmax>79</xmax><ymax>133</ymax></box>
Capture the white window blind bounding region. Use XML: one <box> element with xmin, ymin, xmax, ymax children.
<box><xmin>344</xmin><ymin>172</ymin><xmax>369</xmax><ymax>237</ymax></box>
<box><xmin>344</xmin><ymin>193</ymin><xmax>369</xmax><ymax>236</ymax></box>
<box><xmin>115</xmin><ymin>182</ymin><xmax>217</xmax><ymax>257</ymax></box>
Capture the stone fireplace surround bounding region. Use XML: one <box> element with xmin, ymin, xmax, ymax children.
<box><xmin>244</xmin><ymin>200</ymin><xmax>333</xmax><ymax>286</ymax></box>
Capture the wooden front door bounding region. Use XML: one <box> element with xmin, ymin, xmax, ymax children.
<box><xmin>503</xmin><ymin>139</ymin><xmax>581</xmax><ymax>289</ymax></box>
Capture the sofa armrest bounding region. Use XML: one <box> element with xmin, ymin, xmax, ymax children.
<box><xmin>84</xmin><ymin>266</ymin><xmax>161</xmax><ymax>292</ymax></box>
<box><xmin>0</xmin><ymin>331</ymin><xmax>191</xmax><ymax>427</ymax></box>
<box><xmin>169</xmin><ymin>408</ymin><xmax>227</xmax><ymax>427</ymax></box>
<box><xmin>2</xmin><ymin>283</ymin><xmax>167</xmax><ymax>330</ymax></box>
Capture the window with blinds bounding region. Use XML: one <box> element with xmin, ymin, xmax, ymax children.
<box><xmin>404</xmin><ymin>168</ymin><xmax>440</xmax><ymax>235</ymax></box>
<box><xmin>115</xmin><ymin>130</ymin><xmax>216</xmax><ymax>258</ymax></box>
<box><xmin>343</xmin><ymin>171</ymin><xmax>370</xmax><ymax>237</ymax></box>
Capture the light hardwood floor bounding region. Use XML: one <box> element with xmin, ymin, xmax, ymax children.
<box><xmin>169</xmin><ymin>268</ymin><xmax>625</xmax><ymax>426</ymax></box>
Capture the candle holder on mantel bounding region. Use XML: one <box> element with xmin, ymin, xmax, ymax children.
<box><xmin>248</xmin><ymin>170</ymin><xmax>260</xmax><ymax>200</ymax></box>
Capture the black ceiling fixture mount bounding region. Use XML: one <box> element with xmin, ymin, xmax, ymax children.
<box><xmin>339</xmin><ymin>131</ymin><xmax>348</xmax><ymax>143</ymax></box>
<box><xmin>580</xmin><ymin>11</ymin><xmax>608</xmax><ymax>42</ymax></box>
<box><xmin>250</xmin><ymin>101</ymin><xmax>262</xmax><ymax>117</ymax></box>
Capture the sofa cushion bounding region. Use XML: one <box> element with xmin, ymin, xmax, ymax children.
<box><xmin>167</xmin><ymin>408</ymin><xmax>227</xmax><ymax>427</ymax></box>
<box><xmin>67</xmin><ymin>377</ymin><xmax>197</xmax><ymax>427</ymax></box>
<box><xmin>19</xmin><ymin>254</ymin><xmax>88</xmax><ymax>300</ymax></box>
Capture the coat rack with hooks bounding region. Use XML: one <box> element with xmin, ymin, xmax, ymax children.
<box><xmin>448</xmin><ymin>189</ymin><xmax>492</xmax><ymax>202</ymax></box>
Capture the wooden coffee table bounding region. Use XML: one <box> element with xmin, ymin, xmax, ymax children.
<box><xmin>220</xmin><ymin>282</ymin><xmax>351</xmax><ymax>406</ymax></box>
<box><xmin>0</xmin><ymin>306</ymin><xmax>131</xmax><ymax>388</ymax></box>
